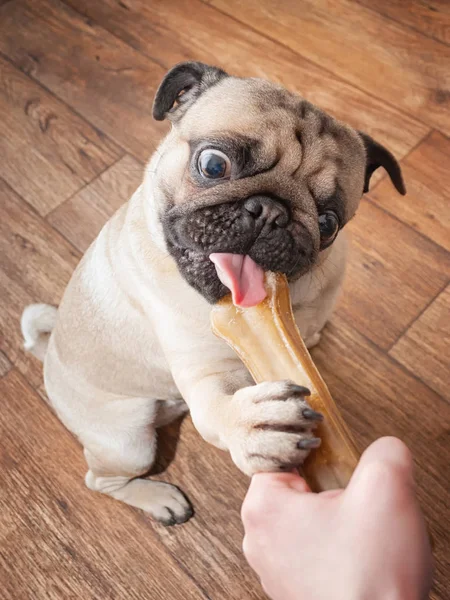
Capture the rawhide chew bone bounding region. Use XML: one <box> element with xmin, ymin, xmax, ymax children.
<box><xmin>211</xmin><ymin>271</ymin><xmax>359</xmax><ymax>492</ymax></box>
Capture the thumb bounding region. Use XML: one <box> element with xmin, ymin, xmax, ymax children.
<box><xmin>346</xmin><ymin>436</ymin><xmax>415</xmax><ymax>496</ymax></box>
<box><xmin>248</xmin><ymin>471</ymin><xmax>312</xmax><ymax>498</ymax></box>
<box><xmin>242</xmin><ymin>472</ymin><xmax>311</xmax><ymax>529</ymax></box>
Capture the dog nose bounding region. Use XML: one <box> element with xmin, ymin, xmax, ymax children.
<box><xmin>244</xmin><ymin>196</ymin><xmax>290</xmax><ymax>229</ymax></box>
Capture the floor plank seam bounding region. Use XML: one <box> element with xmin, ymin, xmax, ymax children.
<box><xmin>42</xmin><ymin>150</ymin><xmax>126</xmax><ymax>220</ymax></box>
<box><xmin>388</xmin><ymin>129</ymin><xmax>434</xmax><ymax>171</ymax></box>
<box><xmin>200</xmin><ymin>1</ymin><xmax>442</xmax><ymax>134</ymax></box>
<box><xmin>333</xmin><ymin>313</ymin><xmax>449</xmax><ymax>403</ymax></box>
<box><xmin>381</xmin><ymin>348</ymin><xmax>449</xmax><ymax>404</ymax></box>
<box><xmin>430</xmin><ymin>127</ymin><xmax>450</xmax><ymax>144</ymax></box>
<box><xmin>0</xmin><ymin>174</ymin><xmax>83</xmax><ymax>261</ymax></box>
<box><xmin>387</xmin><ymin>278</ymin><xmax>450</xmax><ymax>352</ymax></box>
<box><xmin>353</xmin><ymin>0</ymin><xmax>450</xmax><ymax>49</ymax></box>
<box><xmin>45</xmin><ymin>153</ymin><xmax>126</xmax><ymax>221</ymax></box>
<box><xmin>365</xmin><ymin>199</ymin><xmax>450</xmax><ymax>256</ymax></box>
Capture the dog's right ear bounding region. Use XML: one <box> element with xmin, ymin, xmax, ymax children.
<box><xmin>358</xmin><ymin>131</ymin><xmax>406</xmax><ymax>195</ymax></box>
<box><xmin>153</xmin><ymin>61</ymin><xmax>228</xmax><ymax>122</ymax></box>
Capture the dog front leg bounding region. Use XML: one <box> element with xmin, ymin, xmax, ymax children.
<box><xmin>172</xmin><ymin>363</ymin><xmax>323</xmax><ymax>476</ymax></box>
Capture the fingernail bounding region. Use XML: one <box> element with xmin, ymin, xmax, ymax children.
<box><xmin>302</xmin><ymin>408</ymin><xmax>324</xmax><ymax>421</ymax></box>
<box><xmin>297</xmin><ymin>437</ymin><xmax>321</xmax><ymax>449</ymax></box>
<box><xmin>291</xmin><ymin>385</ymin><xmax>311</xmax><ymax>396</ymax></box>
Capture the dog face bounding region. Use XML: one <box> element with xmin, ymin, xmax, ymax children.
<box><xmin>151</xmin><ymin>62</ymin><xmax>405</xmax><ymax>303</ymax></box>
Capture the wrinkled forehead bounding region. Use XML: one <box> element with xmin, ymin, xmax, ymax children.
<box><xmin>172</xmin><ymin>76</ymin><xmax>365</xmax><ymax>216</ymax></box>
<box><xmin>177</xmin><ymin>78</ymin><xmax>298</xmax><ymax>139</ymax></box>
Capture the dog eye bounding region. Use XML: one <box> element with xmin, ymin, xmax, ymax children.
<box><xmin>318</xmin><ymin>210</ymin><xmax>339</xmax><ymax>249</ymax></box>
<box><xmin>198</xmin><ymin>150</ymin><xmax>231</xmax><ymax>179</ymax></box>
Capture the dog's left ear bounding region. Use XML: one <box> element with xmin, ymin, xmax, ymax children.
<box><xmin>358</xmin><ymin>131</ymin><xmax>406</xmax><ymax>195</ymax></box>
<box><xmin>153</xmin><ymin>61</ymin><xmax>228</xmax><ymax>122</ymax></box>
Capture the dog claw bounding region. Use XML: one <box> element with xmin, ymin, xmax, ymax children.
<box><xmin>160</xmin><ymin>508</ymin><xmax>177</xmax><ymax>527</ymax></box>
<box><xmin>290</xmin><ymin>385</ymin><xmax>311</xmax><ymax>396</ymax></box>
<box><xmin>302</xmin><ymin>408</ymin><xmax>324</xmax><ymax>421</ymax></box>
<box><xmin>297</xmin><ymin>437</ymin><xmax>321</xmax><ymax>449</ymax></box>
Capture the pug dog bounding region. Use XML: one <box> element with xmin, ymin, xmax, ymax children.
<box><xmin>21</xmin><ymin>62</ymin><xmax>405</xmax><ymax>525</ymax></box>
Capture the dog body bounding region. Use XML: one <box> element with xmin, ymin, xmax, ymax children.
<box><xmin>22</xmin><ymin>63</ymin><xmax>404</xmax><ymax>524</ymax></box>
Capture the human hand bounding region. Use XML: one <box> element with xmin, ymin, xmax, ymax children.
<box><xmin>242</xmin><ymin>437</ymin><xmax>433</xmax><ymax>600</ymax></box>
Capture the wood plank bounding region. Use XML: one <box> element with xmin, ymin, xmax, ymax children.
<box><xmin>0</xmin><ymin>55</ymin><xmax>120</xmax><ymax>215</ymax></box>
<box><xmin>0</xmin><ymin>0</ymin><xmax>167</xmax><ymax>163</ymax></box>
<box><xmin>48</xmin><ymin>154</ymin><xmax>143</xmax><ymax>253</ymax></box>
<box><xmin>210</xmin><ymin>0</ymin><xmax>450</xmax><ymax>135</ymax></box>
<box><xmin>370</xmin><ymin>131</ymin><xmax>450</xmax><ymax>251</ymax></box>
<box><xmin>0</xmin><ymin>369</ymin><xmax>207</xmax><ymax>600</ymax></box>
<box><xmin>0</xmin><ymin>178</ymin><xmax>80</xmax><ymax>388</ymax></box>
<box><xmin>356</xmin><ymin>0</ymin><xmax>450</xmax><ymax>45</ymax></box>
<box><xmin>390</xmin><ymin>284</ymin><xmax>450</xmax><ymax>402</ymax></box>
<box><xmin>0</xmin><ymin>1</ymin><xmax>448</xmax><ymax>597</ymax></box>
<box><xmin>337</xmin><ymin>199</ymin><xmax>450</xmax><ymax>350</ymax></box>
<box><xmin>310</xmin><ymin>317</ymin><xmax>450</xmax><ymax>600</ymax></box>
<box><xmin>60</xmin><ymin>0</ymin><xmax>429</xmax><ymax>165</ymax></box>
<box><xmin>151</xmin><ymin>417</ymin><xmax>267</xmax><ymax>600</ymax></box>
<box><xmin>0</xmin><ymin>351</ymin><xmax>12</xmax><ymax>378</ymax></box>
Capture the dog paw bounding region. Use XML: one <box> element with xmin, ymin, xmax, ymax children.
<box><xmin>227</xmin><ymin>380</ymin><xmax>323</xmax><ymax>475</ymax></box>
<box><xmin>87</xmin><ymin>472</ymin><xmax>194</xmax><ymax>526</ymax></box>
<box><xmin>147</xmin><ymin>482</ymin><xmax>194</xmax><ymax>526</ymax></box>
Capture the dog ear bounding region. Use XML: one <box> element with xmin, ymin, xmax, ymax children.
<box><xmin>358</xmin><ymin>131</ymin><xmax>406</xmax><ymax>195</ymax></box>
<box><xmin>153</xmin><ymin>61</ymin><xmax>228</xmax><ymax>122</ymax></box>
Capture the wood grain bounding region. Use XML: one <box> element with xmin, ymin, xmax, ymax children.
<box><xmin>0</xmin><ymin>55</ymin><xmax>120</xmax><ymax>215</ymax></box>
<box><xmin>0</xmin><ymin>0</ymin><xmax>449</xmax><ymax>597</ymax></box>
<box><xmin>60</xmin><ymin>0</ymin><xmax>429</xmax><ymax>165</ymax></box>
<box><xmin>311</xmin><ymin>317</ymin><xmax>450</xmax><ymax>600</ymax></box>
<box><xmin>152</xmin><ymin>418</ymin><xmax>267</xmax><ymax>600</ymax></box>
<box><xmin>356</xmin><ymin>0</ymin><xmax>450</xmax><ymax>45</ymax></box>
<box><xmin>48</xmin><ymin>154</ymin><xmax>143</xmax><ymax>253</ymax></box>
<box><xmin>210</xmin><ymin>0</ymin><xmax>450</xmax><ymax>135</ymax></box>
<box><xmin>390</xmin><ymin>285</ymin><xmax>450</xmax><ymax>402</ymax></box>
<box><xmin>0</xmin><ymin>178</ymin><xmax>80</xmax><ymax>388</ymax></box>
<box><xmin>0</xmin><ymin>369</ymin><xmax>207</xmax><ymax>600</ymax></box>
<box><xmin>370</xmin><ymin>131</ymin><xmax>450</xmax><ymax>251</ymax></box>
<box><xmin>0</xmin><ymin>0</ymin><xmax>167</xmax><ymax>162</ymax></box>
<box><xmin>337</xmin><ymin>199</ymin><xmax>450</xmax><ymax>350</ymax></box>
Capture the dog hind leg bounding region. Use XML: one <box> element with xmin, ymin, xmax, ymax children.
<box><xmin>82</xmin><ymin>398</ymin><xmax>192</xmax><ymax>526</ymax></box>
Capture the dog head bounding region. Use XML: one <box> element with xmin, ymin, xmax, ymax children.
<box><xmin>151</xmin><ymin>62</ymin><xmax>405</xmax><ymax>305</ymax></box>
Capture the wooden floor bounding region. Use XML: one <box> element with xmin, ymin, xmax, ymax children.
<box><xmin>0</xmin><ymin>0</ymin><xmax>449</xmax><ymax>598</ymax></box>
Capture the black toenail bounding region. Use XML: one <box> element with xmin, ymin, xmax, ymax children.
<box><xmin>290</xmin><ymin>385</ymin><xmax>311</xmax><ymax>396</ymax></box>
<box><xmin>302</xmin><ymin>408</ymin><xmax>324</xmax><ymax>421</ymax></box>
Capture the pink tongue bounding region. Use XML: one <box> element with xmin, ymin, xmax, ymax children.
<box><xmin>210</xmin><ymin>253</ymin><xmax>267</xmax><ymax>307</ymax></box>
